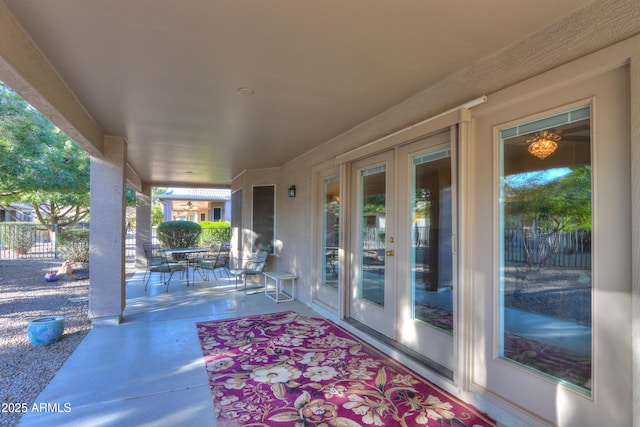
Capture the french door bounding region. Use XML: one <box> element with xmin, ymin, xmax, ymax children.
<box><xmin>348</xmin><ymin>129</ymin><xmax>457</xmax><ymax>372</ymax></box>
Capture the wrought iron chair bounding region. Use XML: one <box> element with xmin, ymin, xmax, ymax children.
<box><xmin>229</xmin><ymin>249</ymin><xmax>270</xmax><ymax>294</ymax></box>
<box><xmin>143</xmin><ymin>243</ymin><xmax>185</xmax><ymax>292</ymax></box>
<box><xmin>195</xmin><ymin>242</ymin><xmax>230</xmax><ymax>281</ymax></box>
<box><xmin>143</xmin><ymin>243</ymin><xmax>164</xmax><ymax>282</ymax></box>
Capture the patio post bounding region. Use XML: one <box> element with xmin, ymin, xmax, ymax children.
<box><xmin>136</xmin><ymin>189</ymin><xmax>152</xmax><ymax>269</ymax></box>
<box><xmin>88</xmin><ymin>136</ymin><xmax>127</xmax><ymax>325</ymax></box>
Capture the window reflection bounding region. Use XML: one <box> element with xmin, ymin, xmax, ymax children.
<box><xmin>499</xmin><ymin>105</ymin><xmax>592</xmax><ymax>392</ymax></box>
<box><xmin>322</xmin><ymin>176</ymin><xmax>340</xmax><ymax>288</ymax></box>
<box><xmin>360</xmin><ymin>166</ymin><xmax>386</xmax><ymax>306</ymax></box>
<box><xmin>412</xmin><ymin>147</ymin><xmax>453</xmax><ymax>333</ymax></box>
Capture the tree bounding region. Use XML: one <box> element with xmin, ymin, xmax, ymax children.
<box><xmin>504</xmin><ymin>166</ymin><xmax>592</xmax><ymax>232</ymax></box>
<box><xmin>151</xmin><ymin>205</ymin><xmax>164</xmax><ymax>226</ymax></box>
<box><xmin>31</xmin><ymin>192</ymin><xmax>90</xmax><ymax>231</ymax></box>
<box><xmin>126</xmin><ymin>186</ymin><xmax>137</xmax><ymax>207</ymax></box>
<box><xmin>0</xmin><ymin>82</ymin><xmax>90</xmax><ymax>224</ymax></box>
<box><xmin>363</xmin><ymin>194</ymin><xmax>386</xmax><ymax>214</ymax></box>
<box><xmin>151</xmin><ymin>187</ymin><xmax>167</xmax><ymax>226</ymax></box>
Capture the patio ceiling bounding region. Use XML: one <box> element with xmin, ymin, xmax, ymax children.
<box><xmin>1</xmin><ymin>1</ymin><xmax>595</xmax><ymax>188</ymax></box>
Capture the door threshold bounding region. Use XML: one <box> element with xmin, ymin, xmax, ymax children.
<box><xmin>344</xmin><ymin>317</ymin><xmax>453</xmax><ymax>381</ymax></box>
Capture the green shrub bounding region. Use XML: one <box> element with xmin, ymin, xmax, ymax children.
<box><xmin>0</xmin><ymin>222</ymin><xmax>37</xmax><ymax>255</ymax></box>
<box><xmin>58</xmin><ymin>229</ymin><xmax>90</xmax><ymax>262</ymax></box>
<box><xmin>156</xmin><ymin>221</ymin><xmax>202</xmax><ymax>249</ymax></box>
<box><xmin>199</xmin><ymin>221</ymin><xmax>231</xmax><ymax>247</ymax></box>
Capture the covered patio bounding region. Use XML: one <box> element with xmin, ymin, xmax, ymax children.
<box><xmin>2</xmin><ymin>1</ymin><xmax>639</xmax><ymax>426</ymax></box>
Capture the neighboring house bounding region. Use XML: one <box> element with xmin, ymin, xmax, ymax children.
<box><xmin>0</xmin><ymin>203</ymin><xmax>34</xmax><ymax>222</ymax></box>
<box><xmin>155</xmin><ymin>188</ymin><xmax>231</xmax><ymax>223</ymax></box>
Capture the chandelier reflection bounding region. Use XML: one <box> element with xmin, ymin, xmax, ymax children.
<box><xmin>526</xmin><ymin>130</ymin><xmax>561</xmax><ymax>160</ymax></box>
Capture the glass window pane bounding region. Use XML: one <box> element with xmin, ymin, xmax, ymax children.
<box><xmin>412</xmin><ymin>147</ymin><xmax>453</xmax><ymax>333</ymax></box>
<box><xmin>360</xmin><ymin>166</ymin><xmax>386</xmax><ymax>306</ymax></box>
<box><xmin>252</xmin><ymin>185</ymin><xmax>275</xmax><ymax>252</ymax></box>
<box><xmin>499</xmin><ymin>105</ymin><xmax>592</xmax><ymax>392</ymax></box>
<box><xmin>322</xmin><ymin>175</ymin><xmax>340</xmax><ymax>289</ymax></box>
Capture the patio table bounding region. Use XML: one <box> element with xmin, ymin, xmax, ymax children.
<box><xmin>161</xmin><ymin>247</ymin><xmax>210</xmax><ymax>286</ymax></box>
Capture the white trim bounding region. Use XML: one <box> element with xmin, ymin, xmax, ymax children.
<box><xmin>631</xmin><ymin>46</ymin><xmax>640</xmax><ymax>427</ymax></box>
<box><xmin>457</xmin><ymin>116</ymin><xmax>475</xmax><ymax>398</ymax></box>
<box><xmin>335</xmin><ymin>97</ymin><xmax>486</xmax><ymax>165</ymax></box>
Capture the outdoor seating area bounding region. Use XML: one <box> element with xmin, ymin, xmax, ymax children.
<box><xmin>143</xmin><ymin>242</ymin><xmax>276</xmax><ymax>297</ymax></box>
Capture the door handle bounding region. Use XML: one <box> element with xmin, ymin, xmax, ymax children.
<box><xmin>385</xmin><ymin>250</ymin><xmax>394</xmax><ymax>256</ymax></box>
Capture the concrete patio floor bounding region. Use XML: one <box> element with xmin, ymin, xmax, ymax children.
<box><xmin>17</xmin><ymin>269</ymin><xmax>322</xmax><ymax>427</ymax></box>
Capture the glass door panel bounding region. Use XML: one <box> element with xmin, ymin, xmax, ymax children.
<box><xmin>360</xmin><ymin>165</ymin><xmax>386</xmax><ymax>306</ymax></box>
<box><xmin>412</xmin><ymin>147</ymin><xmax>454</xmax><ymax>333</ymax></box>
<box><xmin>397</xmin><ymin>129</ymin><xmax>456</xmax><ymax>372</ymax></box>
<box><xmin>349</xmin><ymin>151</ymin><xmax>395</xmax><ymax>337</ymax></box>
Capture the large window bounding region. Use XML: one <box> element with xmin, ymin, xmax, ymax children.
<box><xmin>498</xmin><ymin>105</ymin><xmax>592</xmax><ymax>392</ymax></box>
<box><xmin>252</xmin><ymin>185</ymin><xmax>275</xmax><ymax>252</ymax></box>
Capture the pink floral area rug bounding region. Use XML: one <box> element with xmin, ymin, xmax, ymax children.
<box><xmin>196</xmin><ymin>311</ymin><xmax>495</xmax><ymax>427</ymax></box>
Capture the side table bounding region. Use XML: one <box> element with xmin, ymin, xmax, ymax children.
<box><xmin>263</xmin><ymin>272</ymin><xmax>297</xmax><ymax>303</ymax></box>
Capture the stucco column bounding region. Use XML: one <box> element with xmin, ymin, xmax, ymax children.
<box><xmin>135</xmin><ymin>188</ymin><xmax>152</xmax><ymax>269</ymax></box>
<box><xmin>88</xmin><ymin>136</ymin><xmax>127</xmax><ymax>325</ymax></box>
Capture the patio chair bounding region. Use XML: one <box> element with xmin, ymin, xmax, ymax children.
<box><xmin>143</xmin><ymin>244</ymin><xmax>185</xmax><ymax>292</ymax></box>
<box><xmin>229</xmin><ymin>249</ymin><xmax>270</xmax><ymax>294</ymax></box>
<box><xmin>195</xmin><ymin>242</ymin><xmax>230</xmax><ymax>281</ymax></box>
<box><xmin>214</xmin><ymin>242</ymin><xmax>231</xmax><ymax>280</ymax></box>
<box><xmin>143</xmin><ymin>243</ymin><xmax>165</xmax><ymax>282</ymax></box>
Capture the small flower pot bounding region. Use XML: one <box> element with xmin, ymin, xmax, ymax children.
<box><xmin>44</xmin><ymin>272</ymin><xmax>58</xmax><ymax>282</ymax></box>
<box><xmin>27</xmin><ymin>316</ymin><xmax>65</xmax><ymax>346</ymax></box>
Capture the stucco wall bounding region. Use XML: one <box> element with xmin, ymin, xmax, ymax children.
<box><xmin>276</xmin><ymin>158</ymin><xmax>315</xmax><ymax>303</ymax></box>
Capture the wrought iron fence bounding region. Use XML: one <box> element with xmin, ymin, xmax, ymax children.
<box><xmin>0</xmin><ymin>223</ymin><xmax>136</xmax><ymax>260</ymax></box>
<box><xmin>0</xmin><ymin>221</ymin><xmax>232</xmax><ymax>261</ymax></box>
<box><xmin>504</xmin><ymin>227</ymin><xmax>591</xmax><ymax>269</ymax></box>
<box><xmin>3</xmin><ymin>222</ymin><xmax>588</xmax><ymax>269</ymax></box>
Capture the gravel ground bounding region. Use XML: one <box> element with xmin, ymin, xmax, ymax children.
<box><xmin>0</xmin><ymin>259</ymin><xmax>134</xmax><ymax>427</ymax></box>
<box><xmin>503</xmin><ymin>263</ymin><xmax>592</xmax><ymax>325</ymax></box>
